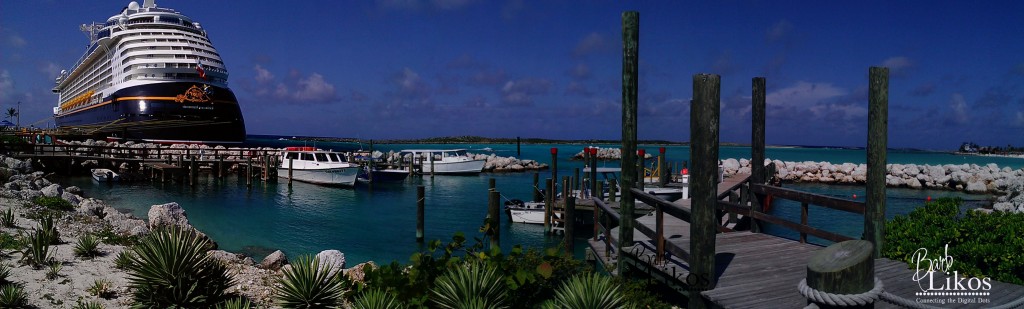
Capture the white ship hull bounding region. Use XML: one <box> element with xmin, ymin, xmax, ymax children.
<box><xmin>280</xmin><ymin>167</ymin><xmax>359</xmax><ymax>186</ymax></box>
<box><xmin>422</xmin><ymin>159</ymin><xmax>486</xmax><ymax>174</ymax></box>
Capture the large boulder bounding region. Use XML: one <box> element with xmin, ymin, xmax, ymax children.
<box><xmin>65</xmin><ymin>186</ymin><xmax>83</xmax><ymax>196</ymax></box>
<box><xmin>78</xmin><ymin>198</ymin><xmax>106</xmax><ymax>216</ymax></box>
<box><xmin>315</xmin><ymin>250</ymin><xmax>346</xmax><ymax>277</ymax></box>
<box><xmin>41</xmin><ymin>184</ymin><xmax>63</xmax><ymax>198</ymax></box>
<box><xmin>103</xmin><ymin>207</ymin><xmax>149</xmax><ymax>237</ymax></box>
<box><xmin>259</xmin><ymin>250</ymin><xmax>289</xmax><ymax>270</ymax></box>
<box><xmin>147</xmin><ymin>202</ymin><xmax>217</xmax><ymax>249</ymax></box>
<box><xmin>965</xmin><ymin>180</ymin><xmax>987</xmax><ymax>193</ymax></box>
<box><xmin>61</xmin><ymin>192</ymin><xmax>82</xmax><ymax>206</ymax></box>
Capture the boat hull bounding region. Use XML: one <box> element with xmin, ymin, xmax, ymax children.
<box><xmin>280</xmin><ymin>167</ymin><xmax>359</xmax><ymax>186</ymax></box>
<box><xmin>55</xmin><ymin>82</ymin><xmax>246</xmax><ymax>144</ymax></box>
<box><xmin>358</xmin><ymin>169</ymin><xmax>410</xmax><ymax>183</ymax></box>
<box><xmin>422</xmin><ymin>159</ymin><xmax>486</xmax><ymax>175</ymax></box>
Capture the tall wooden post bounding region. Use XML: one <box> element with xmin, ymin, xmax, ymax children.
<box><xmin>550</xmin><ymin>148</ymin><xmax>558</xmax><ymax>192</ymax></box>
<box><xmin>865</xmin><ymin>67</ymin><xmax>888</xmax><ymax>259</ymax></box>
<box><xmin>368</xmin><ymin>140</ymin><xmax>375</xmax><ymax>184</ymax></box>
<box><xmin>488</xmin><ymin>190</ymin><xmax>501</xmax><ymax>251</ymax></box>
<box><xmin>751</xmin><ymin>77</ymin><xmax>767</xmax><ymax>233</ymax></box>
<box><xmin>517</xmin><ymin>136</ymin><xmax>521</xmax><ymax>157</ymax></box>
<box><xmin>618</xmin><ymin>11</ymin><xmax>639</xmax><ymax>275</ymax></box>
<box><xmin>246</xmin><ymin>156</ymin><xmax>252</xmax><ymax>188</ymax></box>
<box><xmin>217</xmin><ymin>156</ymin><xmax>224</xmax><ymax>179</ymax></box>
<box><xmin>589</xmin><ymin>148</ymin><xmax>598</xmax><ymax>200</ymax></box>
<box><xmin>658</xmin><ymin>147</ymin><xmax>668</xmax><ymax>186</ymax></box>
<box><xmin>573</xmin><ymin>168</ymin><xmax>580</xmax><ymax>196</ymax></box>
<box><xmin>637</xmin><ymin>149</ymin><xmax>646</xmax><ymax>190</ymax></box>
<box><xmin>564</xmin><ymin>196</ymin><xmax>576</xmax><ymax>256</ymax></box>
<box><xmin>417</xmin><ymin>185</ymin><xmax>425</xmax><ymax>242</ymax></box>
<box><xmin>544</xmin><ymin>178</ymin><xmax>553</xmax><ymax>234</ymax></box>
<box><xmin>489</xmin><ymin>178</ymin><xmax>496</xmax><ymax>192</ymax></box>
<box><xmin>288</xmin><ymin>158</ymin><xmax>294</xmax><ymax>185</ymax></box>
<box><xmin>189</xmin><ymin>157</ymin><xmax>196</xmax><ymax>186</ymax></box>
<box><xmin>532</xmin><ymin>173</ymin><xmax>542</xmax><ymax>202</ymax></box>
<box><xmin>805</xmin><ymin>240</ymin><xmax>876</xmax><ymax>309</ymax></box>
<box><xmin>690</xmin><ymin>73</ymin><xmax>721</xmax><ymax>304</ymax></box>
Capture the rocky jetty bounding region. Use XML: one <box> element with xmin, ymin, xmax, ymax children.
<box><xmin>721</xmin><ymin>158</ymin><xmax>1024</xmax><ymax>212</ymax></box>
<box><xmin>378</xmin><ymin>150</ymin><xmax>548</xmax><ymax>172</ymax></box>
<box><xmin>571</xmin><ymin>147</ymin><xmax>654</xmax><ymax>161</ymax></box>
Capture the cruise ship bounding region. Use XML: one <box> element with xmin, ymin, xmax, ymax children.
<box><xmin>52</xmin><ymin>0</ymin><xmax>245</xmax><ymax>143</ymax></box>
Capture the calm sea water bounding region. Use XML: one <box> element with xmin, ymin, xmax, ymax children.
<box><xmin>58</xmin><ymin>138</ymin><xmax>1022</xmax><ymax>264</ymax></box>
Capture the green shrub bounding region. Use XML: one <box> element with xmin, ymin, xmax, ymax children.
<box><xmin>19</xmin><ymin>228</ymin><xmax>52</xmax><ymax>268</ymax></box>
<box><xmin>87</xmin><ymin>279</ymin><xmax>115</xmax><ymax>299</ymax></box>
<box><xmin>72</xmin><ymin>300</ymin><xmax>105</xmax><ymax>309</ymax></box>
<box><xmin>541</xmin><ymin>273</ymin><xmax>628</xmax><ymax>309</ymax></box>
<box><xmin>430</xmin><ymin>262</ymin><xmax>508</xmax><ymax>309</ymax></box>
<box><xmin>113</xmin><ymin>250</ymin><xmax>134</xmax><ymax>270</ymax></box>
<box><xmin>884</xmin><ymin>197</ymin><xmax>1024</xmax><ymax>285</ymax></box>
<box><xmin>0</xmin><ymin>209</ymin><xmax>15</xmax><ymax>228</ymax></box>
<box><xmin>0</xmin><ymin>284</ymin><xmax>28</xmax><ymax>308</ymax></box>
<box><xmin>0</xmin><ymin>232</ymin><xmax>20</xmax><ymax>251</ymax></box>
<box><xmin>34</xmin><ymin>196</ymin><xmax>74</xmax><ymax>211</ymax></box>
<box><xmin>96</xmin><ymin>226</ymin><xmax>138</xmax><ymax>246</ymax></box>
<box><xmin>125</xmin><ymin>227</ymin><xmax>235</xmax><ymax>307</ymax></box>
<box><xmin>274</xmin><ymin>255</ymin><xmax>345</xmax><ymax>308</ymax></box>
<box><xmin>351</xmin><ymin>289</ymin><xmax>403</xmax><ymax>309</ymax></box>
<box><xmin>215</xmin><ymin>297</ymin><xmax>253</xmax><ymax>309</ymax></box>
<box><xmin>74</xmin><ymin>234</ymin><xmax>101</xmax><ymax>258</ymax></box>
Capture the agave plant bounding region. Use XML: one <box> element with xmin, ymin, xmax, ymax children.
<box><xmin>87</xmin><ymin>279</ymin><xmax>115</xmax><ymax>299</ymax></box>
<box><xmin>0</xmin><ymin>209</ymin><xmax>15</xmax><ymax>228</ymax></box>
<box><xmin>74</xmin><ymin>234</ymin><xmax>102</xmax><ymax>258</ymax></box>
<box><xmin>46</xmin><ymin>260</ymin><xmax>63</xmax><ymax>280</ymax></box>
<box><xmin>0</xmin><ymin>284</ymin><xmax>28</xmax><ymax>308</ymax></box>
<box><xmin>72</xmin><ymin>300</ymin><xmax>105</xmax><ymax>309</ymax></box>
<box><xmin>125</xmin><ymin>226</ymin><xmax>235</xmax><ymax>308</ymax></box>
<box><xmin>37</xmin><ymin>214</ymin><xmax>60</xmax><ymax>245</ymax></box>
<box><xmin>0</xmin><ymin>264</ymin><xmax>9</xmax><ymax>283</ymax></box>
<box><xmin>113</xmin><ymin>250</ymin><xmax>134</xmax><ymax>270</ymax></box>
<box><xmin>351</xmin><ymin>289</ymin><xmax>403</xmax><ymax>309</ymax></box>
<box><xmin>274</xmin><ymin>255</ymin><xmax>345</xmax><ymax>308</ymax></box>
<box><xmin>20</xmin><ymin>228</ymin><xmax>52</xmax><ymax>268</ymax></box>
<box><xmin>430</xmin><ymin>262</ymin><xmax>508</xmax><ymax>309</ymax></box>
<box><xmin>541</xmin><ymin>273</ymin><xmax>629</xmax><ymax>309</ymax></box>
<box><xmin>215</xmin><ymin>297</ymin><xmax>253</xmax><ymax>309</ymax></box>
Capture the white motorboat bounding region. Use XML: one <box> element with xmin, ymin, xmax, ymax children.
<box><xmin>279</xmin><ymin>147</ymin><xmax>360</xmax><ymax>186</ymax></box>
<box><xmin>574</xmin><ymin>167</ymin><xmax>688</xmax><ymax>201</ymax></box>
<box><xmin>505</xmin><ymin>199</ymin><xmax>562</xmax><ymax>225</ymax></box>
<box><xmin>91</xmin><ymin>168</ymin><xmax>120</xmax><ymax>182</ymax></box>
<box><xmin>401</xmin><ymin>149</ymin><xmax>485</xmax><ymax>175</ymax></box>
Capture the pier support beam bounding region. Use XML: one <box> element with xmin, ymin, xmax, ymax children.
<box><xmin>488</xmin><ymin>190</ymin><xmax>501</xmax><ymax>251</ymax></box>
<box><xmin>544</xmin><ymin>178</ymin><xmax>553</xmax><ymax>234</ymax></box>
<box><xmin>751</xmin><ymin>77</ymin><xmax>766</xmax><ymax>233</ymax></box>
<box><xmin>691</xmin><ymin>73</ymin><xmax>721</xmax><ymax>306</ymax></box>
<box><xmin>564</xmin><ymin>196</ymin><xmax>575</xmax><ymax>256</ymax></box>
<box><xmin>865</xmin><ymin>67</ymin><xmax>888</xmax><ymax>259</ymax></box>
<box><xmin>618</xmin><ymin>11</ymin><xmax>639</xmax><ymax>277</ymax></box>
<box><xmin>533</xmin><ymin>173</ymin><xmax>542</xmax><ymax>202</ymax></box>
<box><xmin>550</xmin><ymin>148</ymin><xmax>558</xmax><ymax>192</ymax></box>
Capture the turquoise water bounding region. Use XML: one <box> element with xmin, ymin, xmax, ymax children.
<box><xmin>59</xmin><ymin>139</ymin><xmax>1024</xmax><ymax>265</ymax></box>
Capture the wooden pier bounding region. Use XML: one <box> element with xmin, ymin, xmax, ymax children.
<box><xmin>588</xmin><ymin>14</ymin><xmax>1024</xmax><ymax>307</ymax></box>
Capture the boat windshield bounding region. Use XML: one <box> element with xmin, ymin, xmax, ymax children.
<box><xmin>285</xmin><ymin>152</ymin><xmax>298</xmax><ymax>160</ymax></box>
<box><xmin>327</xmin><ymin>153</ymin><xmax>341</xmax><ymax>162</ymax></box>
<box><xmin>301</xmin><ymin>153</ymin><xmax>314</xmax><ymax>161</ymax></box>
<box><xmin>448</xmin><ymin>150</ymin><xmax>467</xmax><ymax>157</ymax></box>
<box><xmin>315</xmin><ymin>153</ymin><xmax>328</xmax><ymax>162</ymax></box>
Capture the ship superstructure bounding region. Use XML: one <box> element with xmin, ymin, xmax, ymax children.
<box><xmin>52</xmin><ymin>0</ymin><xmax>245</xmax><ymax>143</ymax></box>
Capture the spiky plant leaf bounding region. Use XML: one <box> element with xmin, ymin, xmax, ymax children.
<box><xmin>72</xmin><ymin>300</ymin><xmax>105</xmax><ymax>309</ymax></box>
<box><xmin>273</xmin><ymin>255</ymin><xmax>345</xmax><ymax>308</ymax></box>
<box><xmin>74</xmin><ymin>234</ymin><xmax>102</xmax><ymax>258</ymax></box>
<box><xmin>541</xmin><ymin>273</ymin><xmax>629</xmax><ymax>309</ymax></box>
<box><xmin>113</xmin><ymin>250</ymin><xmax>135</xmax><ymax>270</ymax></box>
<box><xmin>19</xmin><ymin>228</ymin><xmax>52</xmax><ymax>268</ymax></box>
<box><xmin>215</xmin><ymin>297</ymin><xmax>253</xmax><ymax>309</ymax></box>
<box><xmin>0</xmin><ymin>284</ymin><xmax>28</xmax><ymax>308</ymax></box>
<box><xmin>351</xmin><ymin>289</ymin><xmax>403</xmax><ymax>309</ymax></box>
<box><xmin>125</xmin><ymin>226</ymin><xmax>235</xmax><ymax>308</ymax></box>
<box><xmin>430</xmin><ymin>262</ymin><xmax>508</xmax><ymax>309</ymax></box>
<box><xmin>0</xmin><ymin>209</ymin><xmax>15</xmax><ymax>228</ymax></box>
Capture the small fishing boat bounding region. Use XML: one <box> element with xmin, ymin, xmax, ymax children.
<box><xmin>505</xmin><ymin>199</ymin><xmax>562</xmax><ymax>225</ymax></box>
<box><xmin>91</xmin><ymin>168</ymin><xmax>120</xmax><ymax>182</ymax></box>
<box><xmin>400</xmin><ymin>149</ymin><xmax>485</xmax><ymax>175</ymax></box>
<box><xmin>278</xmin><ymin>147</ymin><xmax>360</xmax><ymax>186</ymax></box>
<box><xmin>357</xmin><ymin>166</ymin><xmax>410</xmax><ymax>183</ymax></box>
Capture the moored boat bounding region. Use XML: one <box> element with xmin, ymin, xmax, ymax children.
<box><xmin>278</xmin><ymin>147</ymin><xmax>359</xmax><ymax>186</ymax></box>
<box><xmin>91</xmin><ymin>168</ymin><xmax>120</xmax><ymax>182</ymax></box>
<box><xmin>504</xmin><ymin>199</ymin><xmax>562</xmax><ymax>225</ymax></box>
<box><xmin>401</xmin><ymin>149</ymin><xmax>485</xmax><ymax>175</ymax></box>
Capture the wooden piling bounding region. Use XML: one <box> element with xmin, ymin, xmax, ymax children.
<box><xmin>589</xmin><ymin>148</ymin><xmax>598</xmax><ymax>200</ymax></box>
<box><xmin>246</xmin><ymin>156</ymin><xmax>252</xmax><ymax>188</ymax></box>
<box><xmin>488</xmin><ymin>190</ymin><xmax>501</xmax><ymax>251</ymax></box>
<box><xmin>417</xmin><ymin>185</ymin><xmax>425</xmax><ymax>242</ymax></box>
<box><xmin>564</xmin><ymin>196</ymin><xmax>575</xmax><ymax>256</ymax></box>
<box><xmin>609</xmin><ymin>179</ymin><xmax>618</xmax><ymax>202</ymax></box>
<box><xmin>805</xmin><ymin>240</ymin><xmax>876</xmax><ymax>309</ymax></box>
<box><xmin>516</xmin><ymin>136</ymin><xmax>521</xmax><ymax>157</ymax></box>
<box><xmin>189</xmin><ymin>157</ymin><xmax>196</xmax><ymax>186</ymax></box>
<box><xmin>865</xmin><ymin>67</ymin><xmax>888</xmax><ymax>259</ymax></box>
<box><xmin>619</xmin><ymin>12</ymin><xmax>639</xmax><ymax>264</ymax></box>
<box><xmin>288</xmin><ymin>158</ymin><xmax>294</xmax><ymax>185</ymax></box>
<box><xmin>429</xmin><ymin>155</ymin><xmax>435</xmax><ymax>178</ymax></box>
<box><xmin>690</xmin><ymin>73</ymin><xmax>721</xmax><ymax>301</ymax></box>
<box><xmin>544</xmin><ymin>178</ymin><xmax>553</xmax><ymax>234</ymax></box>
<box><xmin>637</xmin><ymin>149</ymin><xmax>645</xmax><ymax>190</ymax></box>
<box><xmin>489</xmin><ymin>178</ymin><xmax>496</xmax><ymax>191</ymax></box>
<box><xmin>217</xmin><ymin>157</ymin><xmax>224</xmax><ymax>178</ymax></box>
<box><xmin>658</xmin><ymin>147</ymin><xmax>668</xmax><ymax>186</ymax></box>
<box><xmin>550</xmin><ymin>148</ymin><xmax>558</xmax><ymax>192</ymax></box>
<box><xmin>573</xmin><ymin>168</ymin><xmax>580</xmax><ymax>195</ymax></box>
<box><xmin>532</xmin><ymin>173</ymin><xmax>542</xmax><ymax>202</ymax></box>
<box><xmin>751</xmin><ymin>77</ymin><xmax>766</xmax><ymax>233</ymax></box>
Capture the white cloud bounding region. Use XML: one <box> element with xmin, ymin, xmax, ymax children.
<box><xmin>8</xmin><ymin>34</ymin><xmax>26</xmax><ymax>48</ymax></box>
<box><xmin>377</xmin><ymin>0</ymin><xmax>475</xmax><ymax>11</ymax></box>
<box><xmin>949</xmin><ymin>93</ymin><xmax>969</xmax><ymax>125</ymax></box>
<box><xmin>254</xmin><ymin>65</ymin><xmax>274</xmax><ymax>84</ymax></box>
<box><xmin>572</xmin><ymin>33</ymin><xmax>607</xmax><ymax>58</ymax></box>
<box><xmin>501</xmin><ymin>78</ymin><xmax>551</xmax><ymax>106</ymax></box>
<box><xmin>881</xmin><ymin>56</ymin><xmax>913</xmax><ymax>77</ymax></box>
<box><xmin>766</xmin><ymin>20</ymin><xmax>793</xmax><ymax>43</ymax></box>
<box><xmin>1015</xmin><ymin>111</ymin><xmax>1024</xmax><ymax>127</ymax></box>
<box><xmin>766</xmin><ymin>81</ymin><xmax>846</xmax><ymax>108</ymax></box>
<box><xmin>40</xmin><ymin>62</ymin><xmax>60</xmax><ymax>80</ymax></box>
<box><xmin>0</xmin><ymin>70</ymin><xmax>14</xmax><ymax>102</ymax></box>
<box><xmin>292</xmin><ymin>73</ymin><xmax>336</xmax><ymax>102</ymax></box>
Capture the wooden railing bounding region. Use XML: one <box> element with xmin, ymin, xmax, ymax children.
<box><xmin>592</xmin><ymin>198</ymin><xmax>621</xmax><ymax>262</ymax></box>
<box><xmin>745</xmin><ymin>183</ymin><xmax>864</xmax><ymax>243</ymax></box>
<box><xmin>10</xmin><ymin>143</ymin><xmax>279</xmax><ymax>162</ymax></box>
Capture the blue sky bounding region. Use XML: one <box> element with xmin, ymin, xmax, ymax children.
<box><xmin>2</xmin><ymin>1</ymin><xmax>1023</xmax><ymax>149</ymax></box>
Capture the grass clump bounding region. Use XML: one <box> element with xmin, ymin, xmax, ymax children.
<box><xmin>0</xmin><ymin>284</ymin><xmax>28</xmax><ymax>308</ymax></box>
<box><xmin>430</xmin><ymin>262</ymin><xmax>508</xmax><ymax>309</ymax></box>
<box><xmin>0</xmin><ymin>209</ymin><xmax>15</xmax><ymax>228</ymax></box>
<box><xmin>87</xmin><ymin>279</ymin><xmax>115</xmax><ymax>299</ymax></box>
<box><xmin>125</xmin><ymin>226</ymin><xmax>235</xmax><ymax>307</ymax></box>
<box><xmin>46</xmin><ymin>261</ymin><xmax>63</xmax><ymax>280</ymax></box>
<box><xmin>215</xmin><ymin>297</ymin><xmax>253</xmax><ymax>309</ymax></box>
<box><xmin>19</xmin><ymin>228</ymin><xmax>53</xmax><ymax>268</ymax></box>
<box><xmin>33</xmin><ymin>196</ymin><xmax>74</xmax><ymax>212</ymax></box>
<box><xmin>351</xmin><ymin>289</ymin><xmax>403</xmax><ymax>309</ymax></box>
<box><xmin>72</xmin><ymin>300</ymin><xmax>105</xmax><ymax>309</ymax></box>
<box><xmin>113</xmin><ymin>250</ymin><xmax>134</xmax><ymax>270</ymax></box>
<box><xmin>74</xmin><ymin>234</ymin><xmax>101</xmax><ymax>259</ymax></box>
<box><xmin>274</xmin><ymin>255</ymin><xmax>345</xmax><ymax>308</ymax></box>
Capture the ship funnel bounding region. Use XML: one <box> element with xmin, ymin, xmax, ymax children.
<box><xmin>143</xmin><ymin>0</ymin><xmax>155</xmax><ymax>8</ymax></box>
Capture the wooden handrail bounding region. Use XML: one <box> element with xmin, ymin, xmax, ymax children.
<box><xmin>630</xmin><ymin>188</ymin><xmax>691</xmax><ymax>222</ymax></box>
<box><xmin>593</xmin><ymin>198</ymin><xmax>621</xmax><ymax>222</ymax></box>
<box><xmin>750</xmin><ymin>183</ymin><xmax>864</xmax><ymax>214</ymax></box>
